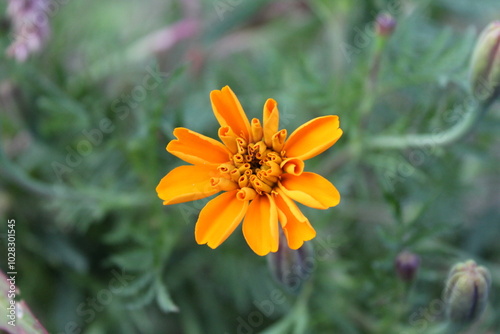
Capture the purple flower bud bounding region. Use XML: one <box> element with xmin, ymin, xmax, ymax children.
<box><xmin>375</xmin><ymin>13</ymin><xmax>396</xmax><ymax>37</ymax></box>
<box><xmin>470</xmin><ymin>21</ymin><xmax>500</xmax><ymax>101</ymax></box>
<box><xmin>444</xmin><ymin>260</ymin><xmax>491</xmax><ymax>324</ymax></box>
<box><xmin>395</xmin><ymin>251</ymin><xmax>420</xmax><ymax>282</ymax></box>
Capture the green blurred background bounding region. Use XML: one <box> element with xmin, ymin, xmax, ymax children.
<box><xmin>1</xmin><ymin>0</ymin><xmax>500</xmax><ymax>333</ymax></box>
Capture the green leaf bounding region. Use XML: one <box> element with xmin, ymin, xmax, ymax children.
<box><xmin>155</xmin><ymin>280</ymin><xmax>179</xmax><ymax>313</ymax></box>
<box><xmin>118</xmin><ymin>271</ymin><xmax>154</xmax><ymax>297</ymax></box>
<box><xmin>109</xmin><ymin>250</ymin><xmax>154</xmax><ymax>271</ymax></box>
<box><xmin>125</xmin><ymin>284</ymin><xmax>155</xmax><ymax>310</ymax></box>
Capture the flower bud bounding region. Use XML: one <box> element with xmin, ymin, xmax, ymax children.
<box><xmin>375</xmin><ymin>13</ymin><xmax>396</xmax><ymax>37</ymax></box>
<box><xmin>395</xmin><ymin>251</ymin><xmax>420</xmax><ymax>282</ymax></box>
<box><xmin>470</xmin><ymin>21</ymin><xmax>500</xmax><ymax>101</ymax></box>
<box><xmin>267</xmin><ymin>236</ymin><xmax>314</xmax><ymax>294</ymax></box>
<box><xmin>444</xmin><ymin>260</ymin><xmax>491</xmax><ymax>323</ymax></box>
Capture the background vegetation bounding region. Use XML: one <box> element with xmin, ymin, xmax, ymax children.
<box><xmin>1</xmin><ymin>0</ymin><xmax>500</xmax><ymax>333</ymax></box>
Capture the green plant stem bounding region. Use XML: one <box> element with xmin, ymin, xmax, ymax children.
<box><xmin>366</xmin><ymin>100</ymin><xmax>493</xmax><ymax>150</ymax></box>
<box><xmin>325</xmin><ymin>99</ymin><xmax>492</xmax><ymax>178</ymax></box>
<box><xmin>360</xmin><ymin>35</ymin><xmax>388</xmax><ymax>118</ymax></box>
<box><xmin>260</xmin><ymin>282</ymin><xmax>313</xmax><ymax>334</ymax></box>
<box><xmin>347</xmin><ymin>35</ymin><xmax>388</xmax><ymax>161</ymax></box>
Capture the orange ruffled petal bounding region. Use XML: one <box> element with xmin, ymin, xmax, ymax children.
<box><xmin>283</xmin><ymin>115</ymin><xmax>343</xmax><ymax>161</ymax></box>
<box><xmin>263</xmin><ymin>98</ymin><xmax>279</xmax><ymax>147</ymax></box>
<box><xmin>278</xmin><ymin>172</ymin><xmax>340</xmax><ymax>209</ymax></box>
<box><xmin>243</xmin><ymin>194</ymin><xmax>279</xmax><ymax>256</ymax></box>
<box><xmin>167</xmin><ymin>128</ymin><xmax>231</xmax><ymax>165</ymax></box>
<box><xmin>274</xmin><ymin>191</ymin><xmax>316</xmax><ymax>249</ymax></box>
<box><xmin>210</xmin><ymin>86</ymin><xmax>251</xmax><ymax>141</ymax></box>
<box><xmin>156</xmin><ymin>165</ymin><xmax>220</xmax><ymax>205</ymax></box>
<box><xmin>195</xmin><ymin>190</ymin><xmax>249</xmax><ymax>249</ymax></box>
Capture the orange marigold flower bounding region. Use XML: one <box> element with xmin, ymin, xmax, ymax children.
<box><xmin>156</xmin><ymin>86</ymin><xmax>343</xmax><ymax>256</ymax></box>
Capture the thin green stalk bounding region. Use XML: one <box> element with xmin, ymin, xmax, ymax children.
<box><xmin>259</xmin><ymin>282</ymin><xmax>313</xmax><ymax>334</ymax></box>
<box><xmin>367</xmin><ymin>99</ymin><xmax>493</xmax><ymax>150</ymax></box>
<box><xmin>360</xmin><ymin>34</ymin><xmax>389</xmax><ymax>119</ymax></box>
<box><xmin>349</xmin><ymin>33</ymin><xmax>389</xmax><ymax>158</ymax></box>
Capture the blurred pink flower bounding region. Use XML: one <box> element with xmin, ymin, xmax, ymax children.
<box><xmin>6</xmin><ymin>0</ymin><xmax>51</xmax><ymax>62</ymax></box>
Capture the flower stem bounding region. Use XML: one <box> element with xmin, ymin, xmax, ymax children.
<box><xmin>366</xmin><ymin>99</ymin><xmax>493</xmax><ymax>150</ymax></box>
<box><xmin>259</xmin><ymin>281</ymin><xmax>312</xmax><ymax>334</ymax></box>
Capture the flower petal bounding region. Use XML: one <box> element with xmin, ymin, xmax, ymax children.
<box><xmin>218</xmin><ymin>126</ymin><xmax>238</xmax><ymax>154</ymax></box>
<box><xmin>278</xmin><ymin>172</ymin><xmax>340</xmax><ymax>209</ymax></box>
<box><xmin>251</xmin><ymin>118</ymin><xmax>263</xmax><ymax>142</ymax></box>
<box><xmin>210</xmin><ymin>86</ymin><xmax>251</xmax><ymax>141</ymax></box>
<box><xmin>195</xmin><ymin>190</ymin><xmax>248</xmax><ymax>249</ymax></box>
<box><xmin>167</xmin><ymin>128</ymin><xmax>231</xmax><ymax>165</ymax></box>
<box><xmin>283</xmin><ymin>116</ymin><xmax>343</xmax><ymax>161</ymax></box>
<box><xmin>275</xmin><ymin>192</ymin><xmax>316</xmax><ymax>249</ymax></box>
<box><xmin>274</xmin><ymin>188</ymin><xmax>307</xmax><ymax>223</ymax></box>
<box><xmin>263</xmin><ymin>98</ymin><xmax>279</xmax><ymax>147</ymax></box>
<box><xmin>243</xmin><ymin>194</ymin><xmax>279</xmax><ymax>256</ymax></box>
<box><xmin>156</xmin><ymin>165</ymin><xmax>220</xmax><ymax>205</ymax></box>
<box><xmin>280</xmin><ymin>158</ymin><xmax>304</xmax><ymax>176</ymax></box>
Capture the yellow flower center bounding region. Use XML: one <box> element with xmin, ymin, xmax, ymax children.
<box><xmin>212</xmin><ymin>129</ymin><xmax>304</xmax><ymax>201</ymax></box>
